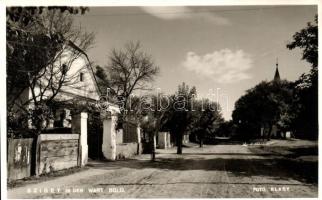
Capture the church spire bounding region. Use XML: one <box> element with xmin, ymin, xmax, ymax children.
<box><xmin>274</xmin><ymin>58</ymin><xmax>280</xmax><ymax>82</ymax></box>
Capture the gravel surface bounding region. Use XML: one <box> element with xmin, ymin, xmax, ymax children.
<box><xmin>8</xmin><ymin>144</ymin><xmax>318</xmax><ymax>198</ymax></box>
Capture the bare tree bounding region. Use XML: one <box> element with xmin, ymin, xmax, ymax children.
<box><xmin>96</xmin><ymin>41</ymin><xmax>159</xmax><ymax>123</ymax></box>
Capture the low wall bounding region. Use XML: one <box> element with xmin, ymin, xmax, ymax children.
<box><xmin>116</xmin><ymin>142</ymin><xmax>142</xmax><ymax>160</ymax></box>
<box><xmin>7</xmin><ymin>138</ymin><xmax>34</xmax><ymax>181</ymax></box>
<box><xmin>36</xmin><ymin>134</ymin><xmax>80</xmax><ymax>175</ymax></box>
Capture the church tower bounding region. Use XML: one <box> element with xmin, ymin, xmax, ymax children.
<box><xmin>274</xmin><ymin>58</ymin><xmax>280</xmax><ymax>82</ymax></box>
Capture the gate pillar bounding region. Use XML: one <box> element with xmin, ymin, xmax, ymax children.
<box><xmin>72</xmin><ymin>112</ymin><xmax>88</xmax><ymax>167</ymax></box>
<box><xmin>102</xmin><ymin>112</ymin><xmax>117</xmax><ymax>160</ymax></box>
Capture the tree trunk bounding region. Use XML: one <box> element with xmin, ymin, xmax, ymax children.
<box><xmin>151</xmin><ymin>148</ymin><xmax>155</xmax><ymax>161</ymax></box>
<box><xmin>31</xmin><ymin>129</ymin><xmax>42</xmax><ymax>176</ymax></box>
<box><xmin>150</xmin><ymin>133</ymin><xmax>156</xmax><ymax>161</ymax></box>
<box><xmin>267</xmin><ymin>125</ymin><xmax>272</xmax><ymax>141</ymax></box>
<box><xmin>199</xmin><ymin>138</ymin><xmax>203</xmax><ymax>148</ymax></box>
<box><xmin>198</xmin><ymin>131</ymin><xmax>204</xmax><ymax>148</ymax></box>
<box><xmin>177</xmin><ymin>131</ymin><xmax>183</xmax><ymax>154</ymax></box>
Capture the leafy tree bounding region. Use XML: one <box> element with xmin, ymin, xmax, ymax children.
<box><xmin>232</xmin><ymin>80</ymin><xmax>294</xmax><ymax>141</ymax></box>
<box><xmin>121</xmin><ymin>92</ymin><xmax>173</xmax><ymax>161</ymax></box>
<box><xmin>287</xmin><ymin>15</ymin><xmax>318</xmax><ymax>68</ymax></box>
<box><xmin>137</xmin><ymin>84</ymin><xmax>223</xmax><ymax>156</ymax></box>
<box><xmin>142</xmin><ymin>93</ymin><xmax>173</xmax><ymax>160</ymax></box>
<box><xmin>286</xmin><ymin>15</ymin><xmax>318</xmax><ymax>139</ymax></box>
<box><xmin>189</xmin><ymin>99</ymin><xmax>223</xmax><ymax>147</ymax></box>
<box><xmin>216</xmin><ymin>120</ymin><xmax>237</xmax><ymax>138</ymax></box>
<box><xmin>161</xmin><ymin>82</ymin><xmax>196</xmax><ymax>154</ymax></box>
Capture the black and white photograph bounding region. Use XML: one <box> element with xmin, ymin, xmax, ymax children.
<box><xmin>3</xmin><ymin>1</ymin><xmax>320</xmax><ymax>199</ymax></box>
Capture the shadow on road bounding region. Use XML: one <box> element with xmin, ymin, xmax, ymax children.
<box><xmin>179</xmin><ymin>153</ymin><xmax>277</xmax><ymax>156</ymax></box>
<box><xmin>88</xmin><ymin>153</ymin><xmax>318</xmax><ymax>185</ymax></box>
<box><xmin>97</xmin><ymin>180</ymin><xmax>313</xmax><ymax>186</ymax></box>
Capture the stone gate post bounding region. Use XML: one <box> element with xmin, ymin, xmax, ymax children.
<box><xmin>102</xmin><ymin>112</ymin><xmax>117</xmax><ymax>160</ymax></box>
<box><xmin>166</xmin><ymin>132</ymin><xmax>171</xmax><ymax>148</ymax></box>
<box><xmin>137</xmin><ymin>125</ymin><xmax>141</xmax><ymax>154</ymax></box>
<box><xmin>158</xmin><ymin>132</ymin><xmax>167</xmax><ymax>149</ymax></box>
<box><xmin>72</xmin><ymin>112</ymin><xmax>88</xmax><ymax>167</ymax></box>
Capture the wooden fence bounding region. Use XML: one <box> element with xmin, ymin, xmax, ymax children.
<box><xmin>36</xmin><ymin>134</ymin><xmax>80</xmax><ymax>175</ymax></box>
<box><xmin>7</xmin><ymin>138</ymin><xmax>33</xmax><ymax>181</ymax></box>
<box><xmin>7</xmin><ymin>133</ymin><xmax>82</xmax><ymax>181</ymax></box>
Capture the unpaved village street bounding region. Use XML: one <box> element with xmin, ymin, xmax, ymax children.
<box><xmin>8</xmin><ymin>143</ymin><xmax>317</xmax><ymax>198</ymax></box>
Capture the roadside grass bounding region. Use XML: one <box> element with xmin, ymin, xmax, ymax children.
<box><xmin>248</xmin><ymin>139</ymin><xmax>318</xmax><ymax>184</ymax></box>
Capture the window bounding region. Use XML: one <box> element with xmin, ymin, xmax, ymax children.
<box><xmin>80</xmin><ymin>72</ymin><xmax>84</xmax><ymax>82</ymax></box>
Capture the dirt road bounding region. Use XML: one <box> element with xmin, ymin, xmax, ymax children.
<box><xmin>8</xmin><ymin>144</ymin><xmax>318</xmax><ymax>198</ymax></box>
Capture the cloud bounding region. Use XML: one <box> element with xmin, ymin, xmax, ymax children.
<box><xmin>182</xmin><ymin>49</ymin><xmax>253</xmax><ymax>83</ymax></box>
<box><xmin>141</xmin><ymin>6</ymin><xmax>189</xmax><ymax>20</ymax></box>
<box><xmin>141</xmin><ymin>6</ymin><xmax>230</xmax><ymax>25</ymax></box>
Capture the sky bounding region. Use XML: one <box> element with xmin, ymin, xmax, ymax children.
<box><xmin>73</xmin><ymin>5</ymin><xmax>317</xmax><ymax>120</ymax></box>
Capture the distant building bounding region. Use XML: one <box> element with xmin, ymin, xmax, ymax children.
<box><xmin>273</xmin><ymin>59</ymin><xmax>281</xmax><ymax>82</ymax></box>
